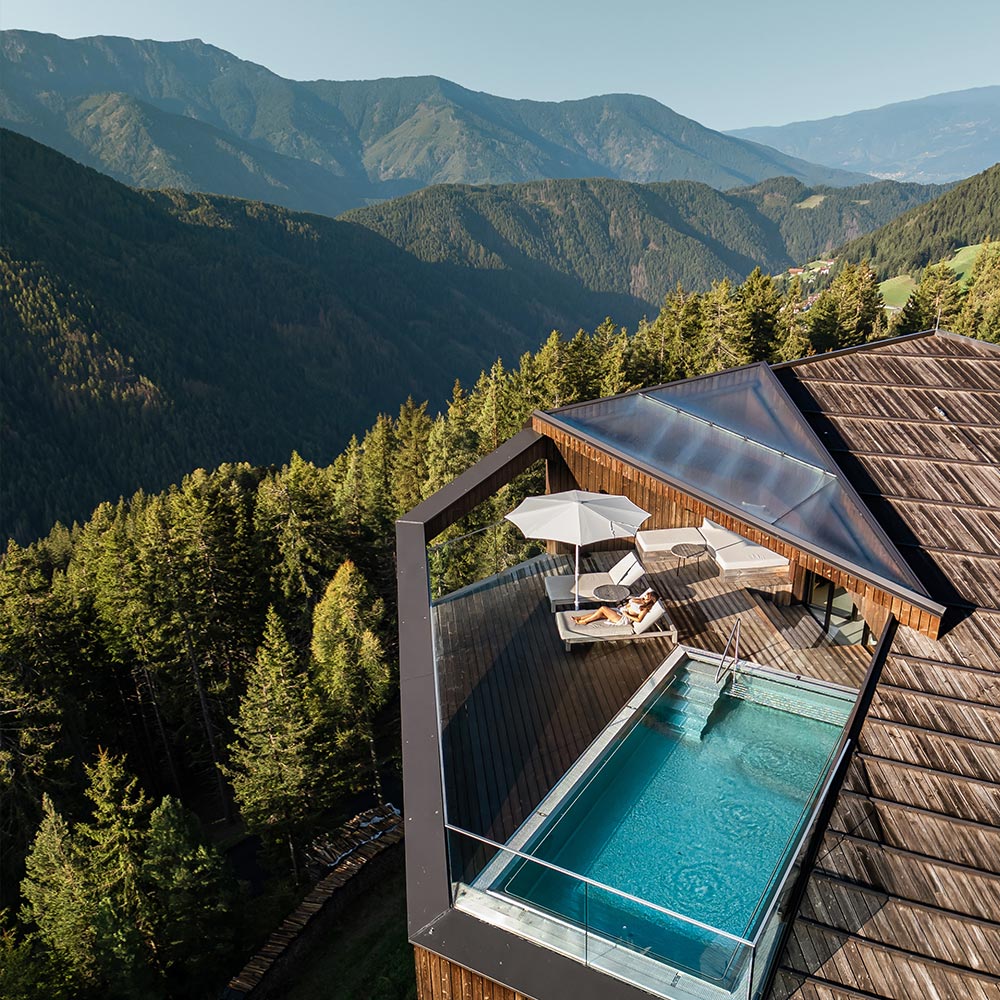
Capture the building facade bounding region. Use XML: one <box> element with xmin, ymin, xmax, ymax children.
<box><xmin>396</xmin><ymin>331</ymin><xmax>1000</xmax><ymax>1000</ymax></box>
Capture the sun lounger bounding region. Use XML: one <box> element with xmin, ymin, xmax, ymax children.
<box><xmin>543</xmin><ymin>551</ymin><xmax>646</xmax><ymax>611</ymax></box>
<box><xmin>554</xmin><ymin>601</ymin><xmax>678</xmax><ymax>651</ymax></box>
<box><xmin>698</xmin><ymin>519</ymin><xmax>789</xmax><ymax>577</ymax></box>
<box><xmin>634</xmin><ymin>526</ymin><xmax>704</xmax><ymax>556</ymax></box>
<box><xmin>637</xmin><ymin>520</ymin><xmax>789</xmax><ymax>578</ymax></box>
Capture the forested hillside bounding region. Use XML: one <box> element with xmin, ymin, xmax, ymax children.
<box><xmin>2</xmin><ymin>132</ymin><xmax>944</xmax><ymax>544</ymax></box>
<box><xmin>346</xmin><ymin>175</ymin><xmax>943</xmax><ymax>295</ymax></box>
<box><xmin>838</xmin><ymin>163</ymin><xmax>1000</xmax><ymax>276</ymax></box>
<box><xmin>730</xmin><ymin>176</ymin><xmax>949</xmax><ymax>263</ymax></box>
<box><xmin>1</xmin><ymin>29</ymin><xmax>866</xmax><ymax>216</ymax></box>
<box><xmin>0</xmin><ymin>130</ymin><xmax>646</xmax><ymax>543</ymax></box>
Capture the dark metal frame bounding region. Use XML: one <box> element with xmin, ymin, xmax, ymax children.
<box><xmin>397</xmin><ymin>426</ymin><xmax>664</xmax><ymax>1000</ymax></box>
<box><xmin>754</xmin><ymin>614</ymin><xmax>899</xmax><ymax>1000</ymax></box>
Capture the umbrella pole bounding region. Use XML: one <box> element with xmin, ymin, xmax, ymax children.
<box><xmin>575</xmin><ymin>543</ymin><xmax>580</xmax><ymax>611</ymax></box>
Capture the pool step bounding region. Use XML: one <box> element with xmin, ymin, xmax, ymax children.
<box><xmin>659</xmin><ymin>662</ymin><xmax>726</xmax><ymax>740</ymax></box>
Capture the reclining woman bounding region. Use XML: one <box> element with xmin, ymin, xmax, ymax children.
<box><xmin>572</xmin><ymin>588</ymin><xmax>659</xmax><ymax>626</ymax></box>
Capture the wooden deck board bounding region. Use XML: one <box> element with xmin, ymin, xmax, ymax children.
<box><xmin>433</xmin><ymin>550</ymin><xmax>864</xmax><ymax>842</ymax></box>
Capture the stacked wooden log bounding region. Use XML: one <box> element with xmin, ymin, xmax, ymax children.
<box><xmin>225</xmin><ymin>804</ymin><xmax>403</xmax><ymax>996</ymax></box>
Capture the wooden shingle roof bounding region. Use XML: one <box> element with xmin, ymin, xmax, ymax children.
<box><xmin>773</xmin><ymin>332</ymin><xmax>1000</xmax><ymax>999</ymax></box>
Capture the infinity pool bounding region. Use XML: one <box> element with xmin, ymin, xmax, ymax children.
<box><xmin>490</xmin><ymin>655</ymin><xmax>851</xmax><ymax>988</ymax></box>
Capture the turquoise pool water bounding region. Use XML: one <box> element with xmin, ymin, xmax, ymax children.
<box><xmin>498</xmin><ymin>665</ymin><xmax>847</xmax><ymax>986</ymax></box>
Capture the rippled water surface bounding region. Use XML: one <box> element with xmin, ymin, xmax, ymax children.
<box><xmin>508</xmin><ymin>685</ymin><xmax>841</xmax><ymax>941</ymax></box>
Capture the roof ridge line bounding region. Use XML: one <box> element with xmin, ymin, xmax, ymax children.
<box><xmin>760</xmin><ymin>362</ymin><xmax>929</xmax><ymax>596</ymax></box>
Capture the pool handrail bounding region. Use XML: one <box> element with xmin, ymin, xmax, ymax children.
<box><xmin>715</xmin><ymin>616</ymin><xmax>742</xmax><ymax>684</ymax></box>
<box><xmin>446</xmin><ymin>822</ymin><xmax>755</xmax><ymax>948</ymax></box>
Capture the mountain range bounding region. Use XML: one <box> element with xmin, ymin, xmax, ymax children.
<box><xmin>345</xmin><ymin>175</ymin><xmax>944</xmax><ymax>296</ymax></box>
<box><xmin>0</xmin><ymin>127</ymin><xmax>952</xmax><ymax>542</ymax></box>
<box><xmin>730</xmin><ymin>87</ymin><xmax>1000</xmax><ymax>185</ymax></box>
<box><xmin>0</xmin><ymin>29</ymin><xmax>866</xmax><ymax>218</ymax></box>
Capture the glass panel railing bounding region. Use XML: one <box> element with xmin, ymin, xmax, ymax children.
<box><xmin>447</xmin><ymin>826</ymin><xmax>754</xmax><ymax>1000</ymax></box>
<box><xmin>428</xmin><ymin>518</ymin><xmax>544</xmax><ymax>600</ymax></box>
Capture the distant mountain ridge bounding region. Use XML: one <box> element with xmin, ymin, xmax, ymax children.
<box><xmin>729</xmin><ymin>87</ymin><xmax>1000</xmax><ymax>184</ymax></box>
<box><xmin>0</xmin><ymin>29</ymin><xmax>866</xmax><ymax>216</ymax></box>
<box><xmin>345</xmin><ymin>174</ymin><xmax>945</xmax><ymax>296</ymax></box>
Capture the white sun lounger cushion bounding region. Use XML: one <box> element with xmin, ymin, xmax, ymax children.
<box><xmin>635</xmin><ymin>527</ymin><xmax>704</xmax><ymax>554</ymax></box>
<box><xmin>700</xmin><ymin>519</ymin><xmax>789</xmax><ymax>575</ymax></box>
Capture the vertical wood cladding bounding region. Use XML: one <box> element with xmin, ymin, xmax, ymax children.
<box><xmin>532</xmin><ymin>415</ymin><xmax>941</xmax><ymax>639</ymax></box>
<box><xmin>414</xmin><ymin>947</ymin><xmax>533</xmax><ymax>1000</ymax></box>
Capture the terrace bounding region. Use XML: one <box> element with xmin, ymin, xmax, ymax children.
<box><xmin>430</xmin><ymin>542</ymin><xmax>871</xmax><ymax>1000</ymax></box>
<box><xmin>399</xmin><ymin>356</ymin><xmax>951</xmax><ymax>1000</ymax></box>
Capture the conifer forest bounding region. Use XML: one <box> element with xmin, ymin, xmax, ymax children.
<box><xmin>3</xmin><ymin>235</ymin><xmax>1000</xmax><ymax>997</ymax></box>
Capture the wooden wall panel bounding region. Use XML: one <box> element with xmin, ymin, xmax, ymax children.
<box><xmin>414</xmin><ymin>947</ymin><xmax>531</xmax><ymax>1000</ymax></box>
<box><xmin>532</xmin><ymin>416</ymin><xmax>942</xmax><ymax>639</ymax></box>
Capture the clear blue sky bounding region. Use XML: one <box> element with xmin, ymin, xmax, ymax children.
<box><xmin>3</xmin><ymin>0</ymin><xmax>998</xmax><ymax>130</ymax></box>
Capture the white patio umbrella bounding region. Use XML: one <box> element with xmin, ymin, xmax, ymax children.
<box><xmin>505</xmin><ymin>490</ymin><xmax>651</xmax><ymax>609</ymax></box>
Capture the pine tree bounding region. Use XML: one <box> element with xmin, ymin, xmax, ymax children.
<box><xmin>19</xmin><ymin>795</ymin><xmax>95</xmax><ymax>984</ymax></box>
<box><xmin>957</xmin><ymin>242</ymin><xmax>1000</xmax><ymax>342</ymax></box>
<box><xmin>737</xmin><ymin>267</ymin><xmax>783</xmax><ymax>361</ymax></box>
<box><xmin>391</xmin><ymin>398</ymin><xmax>433</xmax><ymax>517</ymax></box>
<box><xmin>807</xmin><ymin>261</ymin><xmax>883</xmax><ymax>352</ymax></box>
<box><xmin>359</xmin><ymin>414</ymin><xmax>399</xmax><ymax>534</ymax></box>
<box><xmin>77</xmin><ymin>751</ymin><xmax>157</xmax><ymax>997</ymax></box>
<box><xmin>254</xmin><ymin>452</ymin><xmax>342</xmax><ymax>604</ymax></box>
<box><xmin>142</xmin><ymin>797</ymin><xmax>238</xmax><ymax>992</ymax></box>
<box><xmin>226</xmin><ymin>608</ymin><xmax>323</xmax><ymax>881</ymax></box>
<box><xmin>311</xmin><ymin>562</ymin><xmax>391</xmax><ymax>802</ymax></box>
<box><xmin>894</xmin><ymin>262</ymin><xmax>964</xmax><ymax>333</ymax></box>
<box><xmin>629</xmin><ymin>286</ymin><xmax>701</xmax><ymax>384</ymax></box>
<box><xmin>471</xmin><ymin>358</ymin><xmax>519</xmax><ymax>453</ymax></box>
<box><xmin>693</xmin><ymin>279</ymin><xmax>751</xmax><ymax>371</ymax></box>
<box><xmin>774</xmin><ymin>277</ymin><xmax>812</xmax><ymax>362</ymax></box>
<box><xmin>0</xmin><ymin>909</ymin><xmax>75</xmax><ymax>1000</ymax></box>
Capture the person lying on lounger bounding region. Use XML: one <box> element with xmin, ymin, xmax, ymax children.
<box><xmin>572</xmin><ymin>589</ymin><xmax>659</xmax><ymax>626</ymax></box>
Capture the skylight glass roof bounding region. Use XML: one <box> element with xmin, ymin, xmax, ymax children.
<box><xmin>550</xmin><ymin>365</ymin><xmax>923</xmax><ymax>593</ymax></box>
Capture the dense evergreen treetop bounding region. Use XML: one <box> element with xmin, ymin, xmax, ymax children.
<box><xmin>838</xmin><ymin>162</ymin><xmax>1000</xmax><ymax>277</ymax></box>
<box><xmin>1</xmin><ymin>28</ymin><xmax>866</xmax><ymax>216</ymax></box>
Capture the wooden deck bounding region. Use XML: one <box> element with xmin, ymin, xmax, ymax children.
<box><xmin>433</xmin><ymin>550</ymin><xmax>870</xmax><ymax>845</ymax></box>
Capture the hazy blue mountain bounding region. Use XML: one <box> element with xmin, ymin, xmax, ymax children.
<box><xmin>729</xmin><ymin>87</ymin><xmax>1000</xmax><ymax>184</ymax></box>
<box><xmin>1</xmin><ymin>29</ymin><xmax>866</xmax><ymax>216</ymax></box>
